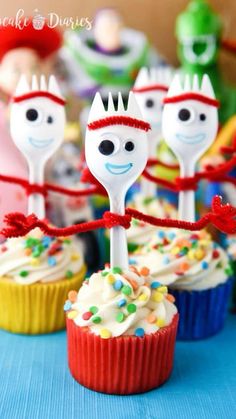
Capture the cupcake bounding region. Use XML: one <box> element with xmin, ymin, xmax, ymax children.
<box><xmin>0</xmin><ymin>228</ymin><xmax>86</xmax><ymax>334</ymax></box>
<box><xmin>131</xmin><ymin>229</ymin><xmax>233</xmax><ymax>340</ymax></box>
<box><xmin>65</xmin><ymin>265</ymin><xmax>178</xmax><ymax>394</ymax></box>
<box><xmin>226</xmin><ymin>236</ymin><xmax>236</xmax><ymax>309</ymax></box>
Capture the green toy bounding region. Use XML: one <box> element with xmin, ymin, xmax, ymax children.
<box><xmin>176</xmin><ymin>0</ymin><xmax>236</xmax><ymax>123</ymax></box>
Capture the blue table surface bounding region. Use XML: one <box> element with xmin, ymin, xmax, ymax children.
<box><xmin>0</xmin><ymin>314</ymin><xmax>236</xmax><ymax>419</ymax></box>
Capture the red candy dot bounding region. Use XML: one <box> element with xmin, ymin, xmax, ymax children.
<box><xmin>82</xmin><ymin>311</ymin><xmax>93</xmax><ymax>321</ymax></box>
<box><xmin>212</xmin><ymin>250</ymin><xmax>220</xmax><ymax>259</ymax></box>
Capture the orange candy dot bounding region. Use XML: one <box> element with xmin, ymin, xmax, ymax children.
<box><xmin>24</xmin><ymin>248</ymin><xmax>32</xmax><ymax>256</ymax></box>
<box><xmin>166</xmin><ymin>294</ymin><xmax>176</xmax><ymax>303</ymax></box>
<box><xmin>129</xmin><ymin>265</ymin><xmax>140</xmax><ymax>276</ymax></box>
<box><xmin>128</xmin><ymin>279</ymin><xmax>138</xmax><ymax>290</ymax></box>
<box><xmin>147</xmin><ymin>313</ymin><xmax>157</xmax><ymax>324</ymax></box>
<box><xmin>68</xmin><ymin>290</ymin><xmax>78</xmax><ymax>303</ymax></box>
<box><xmin>140</xmin><ymin>266</ymin><xmax>150</xmax><ymax>276</ymax></box>
<box><xmin>179</xmin><ymin>262</ymin><xmax>190</xmax><ymax>272</ymax></box>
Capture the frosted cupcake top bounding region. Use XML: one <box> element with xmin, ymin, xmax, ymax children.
<box><xmin>126</xmin><ymin>193</ymin><xmax>177</xmax><ymax>244</ymax></box>
<box><xmin>0</xmin><ymin>228</ymin><xmax>84</xmax><ymax>285</ymax></box>
<box><xmin>65</xmin><ymin>265</ymin><xmax>177</xmax><ymax>339</ymax></box>
<box><xmin>130</xmin><ymin>229</ymin><xmax>232</xmax><ymax>291</ymax></box>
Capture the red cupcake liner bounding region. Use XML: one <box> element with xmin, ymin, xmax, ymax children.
<box><xmin>66</xmin><ymin>314</ymin><xmax>179</xmax><ymax>394</ymax></box>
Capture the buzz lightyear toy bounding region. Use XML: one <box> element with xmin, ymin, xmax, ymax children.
<box><xmin>162</xmin><ymin>74</ymin><xmax>218</xmax><ymax>222</ymax></box>
<box><xmin>85</xmin><ymin>92</ymin><xmax>150</xmax><ymax>269</ymax></box>
<box><xmin>176</xmin><ymin>0</ymin><xmax>236</xmax><ymax>123</ymax></box>
<box><xmin>10</xmin><ymin>75</ymin><xmax>66</xmax><ymax>219</ymax></box>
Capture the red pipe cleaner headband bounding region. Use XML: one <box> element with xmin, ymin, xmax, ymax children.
<box><xmin>88</xmin><ymin>116</ymin><xmax>151</xmax><ymax>131</ymax></box>
<box><xmin>163</xmin><ymin>93</ymin><xmax>220</xmax><ymax>108</ymax></box>
<box><xmin>132</xmin><ymin>84</ymin><xmax>169</xmax><ymax>93</ymax></box>
<box><xmin>12</xmin><ymin>91</ymin><xmax>66</xmax><ymax>106</ymax></box>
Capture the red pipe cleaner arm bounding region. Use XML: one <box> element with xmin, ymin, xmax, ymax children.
<box><xmin>142</xmin><ymin>168</ymin><xmax>178</xmax><ymax>191</ymax></box>
<box><xmin>1</xmin><ymin>211</ymin><xmax>131</xmax><ymax>238</ymax></box>
<box><xmin>126</xmin><ymin>196</ymin><xmax>236</xmax><ymax>235</ymax></box>
<box><xmin>2</xmin><ymin>196</ymin><xmax>236</xmax><ymax>238</ymax></box>
<box><xmin>44</xmin><ymin>183</ymin><xmax>106</xmax><ymax>197</ymax></box>
<box><xmin>147</xmin><ymin>158</ymin><xmax>179</xmax><ymax>170</ymax></box>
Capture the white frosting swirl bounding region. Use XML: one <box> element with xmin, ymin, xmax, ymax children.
<box><xmin>0</xmin><ymin>228</ymin><xmax>84</xmax><ymax>285</ymax></box>
<box><xmin>131</xmin><ymin>230</ymin><xmax>230</xmax><ymax>291</ymax></box>
<box><xmin>126</xmin><ymin>193</ymin><xmax>177</xmax><ymax>245</ymax></box>
<box><xmin>68</xmin><ymin>267</ymin><xmax>177</xmax><ymax>338</ymax></box>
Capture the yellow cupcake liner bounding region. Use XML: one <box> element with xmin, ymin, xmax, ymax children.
<box><xmin>0</xmin><ymin>265</ymin><xmax>86</xmax><ymax>335</ymax></box>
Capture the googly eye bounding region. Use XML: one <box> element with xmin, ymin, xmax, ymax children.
<box><xmin>145</xmin><ymin>98</ymin><xmax>154</xmax><ymax>108</ymax></box>
<box><xmin>98</xmin><ymin>133</ymin><xmax>120</xmax><ymax>156</ymax></box>
<box><xmin>25</xmin><ymin>107</ymin><xmax>43</xmax><ymax>126</ymax></box>
<box><xmin>98</xmin><ymin>140</ymin><xmax>115</xmax><ymax>155</ymax></box>
<box><xmin>199</xmin><ymin>113</ymin><xmax>206</xmax><ymax>121</ymax></box>
<box><xmin>124</xmin><ymin>140</ymin><xmax>135</xmax><ymax>152</ymax></box>
<box><xmin>47</xmin><ymin>115</ymin><xmax>54</xmax><ymax>124</ymax></box>
<box><xmin>177</xmin><ymin>107</ymin><xmax>195</xmax><ymax>124</ymax></box>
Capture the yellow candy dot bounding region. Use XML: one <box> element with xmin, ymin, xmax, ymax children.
<box><xmin>30</xmin><ymin>258</ymin><xmax>40</xmax><ymax>267</ymax></box>
<box><xmin>156</xmin><ymin>318</ymin><xmax>165</xmax><ymax>328</ymax></box>
<box><xmin>71</xmin><ymin>253</ymin><xmax>80</xmax><ymax>261</ymax></box>
<box><xmin>157</xmin><ymin>286</ymin><xmax>168</xmax><ymax>294</ymax></box>
<box><xmin>67</xmin><ymin>310</ymin><xmax>78</xmax><ymax>319</ymax></box>
<box><xmin>107</xmin><ymin>274</ymin><xmax>115</xmax><ymax>284</ymax></box>
<box><xmin>138</xmin><ymin>293</ymin><xmax>148</xmax><ymax>301</ymax></box>
<box><xmin>188</xmin><ymin>250</ymin><xmax>195</xmax><ymax>260</ymax></box>
<box><xmin>195</xmin><ymin>249</ymin><xmax>205</xmax><ymax>260</ymax></box>
<box><xmin>100</xmin><ymin>328</ymin><xmax>112</xmax><ymax>339</ymax></box>
<box><xmin>152</xmin><ymin>291</ymin><xmax>164</xmax><ymax>302</ymax></box>
<box><xmin>171</xmin><ymin>246</ymin><xmax>180</xmax><ymax>256</ymax></box>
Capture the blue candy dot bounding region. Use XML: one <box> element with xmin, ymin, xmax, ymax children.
<box><xmin>63</xmin><ymin>301</ymin><xmax>72</xmax><ymax>311</ymax></box>
<box><xmin>168</xmin><ymin>232</ymin><xmax>176</xmax><ymax>240</ymax></box>
<box><xmin>151</xmin><ymin>281</ymin><xmax>161</xmax><ymax>289</ymax></box>
<box><xmin>135</xmin><ymin>327</ymin><xmax>145</xmax><ymax>337</ymax></box>
<box><xmin>129</xmin><ymin>258</ymin><xmax>137</xmax><ymax>265</ymax></box>
<box><xmin>113</xmin><ymin>280</ymin><xmax>123</xmax><ymax>291</ymax></box>
<box><xmin>117</xmin><ymin>298</ymin><xmax>127</xmax><ymax>308</ymax></box>
<box><xmin>42</xmin><ymin>236</ymin><xmax>52</xmax><ymax>248</ymax></box>
<box><xmin>158</xmin><ymin>230</ymin><xmax>165</xmax><ymax>239</ymax></box>
<box><xmin>163</xmin><ymin>255</ymin><xmax>170</xmax><ymax>265</ymax></box>
<box><xmin>48</xmin><ymin>256</ymin><xmax>57</xmax><ymax>267</ymax></box>
<box><xmin>201</xmin><ymin>261</ymin><xmax>209</xmax><ymax>270</ymax></box>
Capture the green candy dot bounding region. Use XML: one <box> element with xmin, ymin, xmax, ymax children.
<box><xmin>225</xmin><ymin>266</ymin><xmax>233</xmax><ymax>276</ymax></box>
<box><xmin>20</xmin><ymin>270</ymin><xmax>29</xmax><ymax>277</ymax></box>
<box><xmin>90</xmin><ymin>306</ymin><xmax>98</xmax><ymax>315</ymax></box>
<box><xmin>101</xmin><ymin>270</ymin><xmax>109</xmax><ymax>277</ymax></box>
<box><xmin>112</xmin><ymin>266</ymin><xmax>123</xmax><ymax>274</ymax></box>
<box><xmin>92</xmin><ymin>316</ymin><xmax>102</xmax><ymax>324</ymax></box>
<box><xmin>121</xmin><ymin>285</ymin><xmax>132</xmax><ymax>296</ymax></box>
<box><xmin>127</xmin><ymin>303</ymin><xmax>136</xmax><ymax>314</ymax></box>
<box><xmin>116</xmin><ymin>312</ymin><xmax>124</xmax><ymax>323</ymax></box>
<box><xmin>63</xmin><ymin>239</ymin><xmax>71</xmax><ymax>244</ymax></box>
<box><xmin>66</xmin><ymin>270</ymin><xmax>73</xmax><ymax>279</ymax></box>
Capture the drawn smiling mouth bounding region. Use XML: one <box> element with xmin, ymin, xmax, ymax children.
<box><xmin>176</xmin><ymin>133</ymin><xmax>206</xmax><ymax>144</ymax></box>
<box><xmin>105</xmin><ymin>162</ymin><xmax>133</xmax><ymax>175</ymax></box>
<box><xmin>29</xmin><ymin>137</ymin><xmax>54</xmax><ymax>148</ymax></box>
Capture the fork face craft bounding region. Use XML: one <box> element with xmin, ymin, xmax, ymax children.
<box><xmin>85</xmin><ymin>92</ymin><xmax>150</xmax><ymax>269</ymax></box>
<box><xmin>10</xmin><ymin>75</ymin><xmax>66</xmax><ymax>219</ymax></box>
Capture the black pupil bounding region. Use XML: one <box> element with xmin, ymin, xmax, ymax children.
<box><xmin>146</xmin><ymin>99</ymin><xmax>154</xmax><ymax>108</ymax></box>
<box><xmin>125</xmin><ymin>141</ymin><xmax>134</xmax><ymax>152</ymax></box>
<box><xmin>26</xmin><ymin>108</ymin><xmax>38</xmax><ymax>121</ymax></box>
<box><xmin>200</xmin><ymin>113</ymin><xmax>206</xmax><ymax>121</ymax></box>
<box><xmin>47</xmin><ymin>116</ymin><xmax>53</xmax><ymax>124</ymax></box>
<box><xmin>178</xmin><ymin>108</ymin><xmax>191</xmax><ymax>121</ymax></box>
<box><xmin>98</xmin><ymin>140</ymin><xmax>114</xmax><ymax>155</ymax></box>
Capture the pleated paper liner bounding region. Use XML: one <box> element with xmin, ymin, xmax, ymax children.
<box><xmin>66</xmin><ymin>314</ymin><xmax>179</xmax><ymax>395</ymax></box>
<box><xmin>171</xmin><ymin>278</ymin><xmax>232</xmax><ymax>340</ymax></box>
<box><xmin>0</xmin><ymin>265</ymin><xmax>86</xmax><ymax>335</ymax></box>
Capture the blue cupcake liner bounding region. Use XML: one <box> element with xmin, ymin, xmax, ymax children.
<box><xmin>170</xmin><ymin>279</ymin><xmax>232</xmax><ymax>340</ymax></box>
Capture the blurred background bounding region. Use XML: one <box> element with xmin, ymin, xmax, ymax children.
<box><xmin>0</xmin><ymin>0</ymin><xmax>235</xmax><ymax>82</ymax></box>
